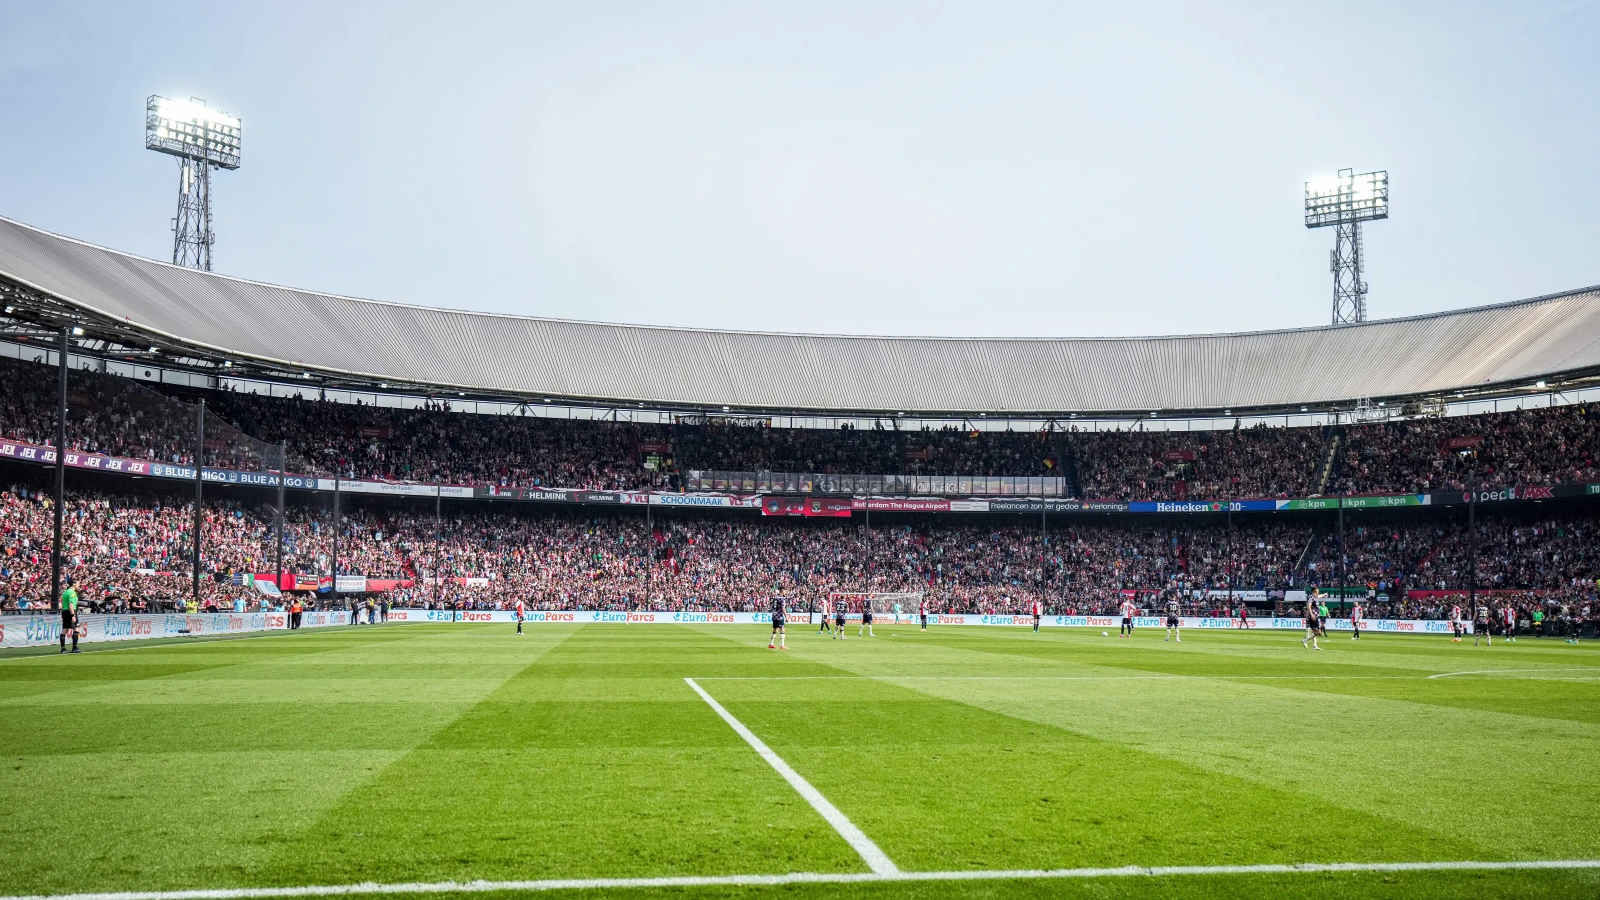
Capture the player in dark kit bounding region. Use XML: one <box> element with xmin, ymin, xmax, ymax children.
<box><xmin>768</xmin><ymin>595</ymin><xmax>788</xmax><ymax>650</ymax></box>
<box><xmin>835</xmin><ymin>599</ymin><xmax>848</xmax><ymax>640</ymax></box>
<box><xmin>1301</xmin><ymin>592</ymin><xmax>1322</xmax><ymax>650</ymax></box>
<box><xmin>1474</xmin><ymin>604</ymin><xmax>1492</xmax><ymax>647</ymax></box>
<box><xmin>858</xmin><ymin>600</ymin><xmax>875</xmax><ymax>637</ymax></box>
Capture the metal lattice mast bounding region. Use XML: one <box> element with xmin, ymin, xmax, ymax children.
<box><xmin>1331</xmin><ymin>219</ymin><xmax>1367</xmax><ymax>325</ymax></box>
<box><xmin>172</xmin><ymin>157</ymin><xmax>214</xmax><ymax>270</ymax></box>
<box><xmin>1305</xmin><ymin>168</ymin><xmax>1387</xmax><ymax>326</ymax></box>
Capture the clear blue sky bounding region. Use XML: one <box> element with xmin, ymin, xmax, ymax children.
<box><xmin>1</xmin><ymin>1</ymin><xmax>1595</xmax><ymax>337</ymax></box>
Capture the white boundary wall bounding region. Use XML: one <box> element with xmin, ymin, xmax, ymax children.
<box><xmin>386</xmin><ymin>609</ymin><xmax>1471</xmax><ymax>633</ymax></box>
<box><xmin>0</xmin><ymin>610</ymin><xmax>352</xmax><ymax>649</ymax></box>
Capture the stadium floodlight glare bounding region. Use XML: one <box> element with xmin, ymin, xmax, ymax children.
<box><xmin>145</xmin><ymin>96</ymin><xmax>242</xmax><ymax>169</ymax></box>
<box><xmin>146</xmin><ymin>95</ymin><xmax>241</xmax><ymax>272</ymax></box>
<box><xmin>1304</xmin><ymin>169</ymin><xmax>1387</xmax><ymax>227</ymax></box>
<box><xmin>1304</xmin><ymin>168</ymin><xmax>1388</xmax><ymax>326</ymax></box>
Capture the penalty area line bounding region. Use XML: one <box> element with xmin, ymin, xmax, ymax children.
<box><xmin>683</xmin><ymin>676</ymin><xmax>898</xmax><ymax>875</ymax></box>
<box><xmin>10</xmin><ymin>859</ymin><xmax>1600</xmax><ymax>899</ymax></box>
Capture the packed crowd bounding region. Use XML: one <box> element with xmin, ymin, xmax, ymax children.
<box><xmin>1331</xmin><ymin>404</ymin><xmax>1600</xmax><ymax>494</ymax></box>
<box><xmin>0</xmin><ymin>485</ymin><xmax>288</xmax><ymax>613</ymax></box>
<box><xmin>6</xmin><ymin>480</ymin><xmax>1596</xmax><ymax>619</ymax></box>
<box><xmin>673</xmin><ymin>421</ymin><xmax>1063</xmax><ymax>479</ymax></box>
<box><xmin>1071</xmin><ymin>423</ymin><xmax>1326</xmax><ymax>500</ymax></box>
<box><xmin>3</xmin><ymin>355</ymin><xmax>1600</xmax><ymax>500</ymax></box>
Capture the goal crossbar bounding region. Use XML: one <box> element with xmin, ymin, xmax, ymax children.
<box><xmin>827</xmin><ymin>592</ymin><xmax>922</xmax><ymax>615</ymax></box>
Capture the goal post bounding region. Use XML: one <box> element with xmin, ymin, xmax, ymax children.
<box><xmin>828</xmin><ymin>592</ymin><xmax>923</xmax><ymax>621</ymax></box>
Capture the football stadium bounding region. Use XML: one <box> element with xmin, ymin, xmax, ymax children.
<box><xmin>3</xmin><ymin>8</ymin><xmax>1600</xmax><ymax>900</ymax></box>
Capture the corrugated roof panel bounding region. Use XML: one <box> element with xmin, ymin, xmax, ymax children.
<box><xmin>2</xmin><ymin>214</ymin><xmax>1598</xmax><ymax>415</ymax></box>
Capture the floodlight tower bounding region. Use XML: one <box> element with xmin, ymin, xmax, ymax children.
<box><xmin>1305</xmin><ymin>168</ymin><xmax>1388</xmax><ymax>325</ymax></box>
<box><xmin>145</xmin><ymin>96</ymin><xmax>241</xmax><ymax>271</ymax></box>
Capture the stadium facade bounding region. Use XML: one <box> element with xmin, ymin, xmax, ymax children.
<box><xmin>2</xmin><ymin>215</ymin><xmax>1599</xmax><ymax>419</ymax></box>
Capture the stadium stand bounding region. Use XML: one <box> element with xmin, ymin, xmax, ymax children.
<box><xmin>3</xmin><ymin>355</ymin><xmax>1600</xmax><ymax>499</ymax></box>
<box><xmin>4</xmin><ymin>479</ymin><xmax>1598</xmax><ymax>626</ymax></box>
<box><xmin>1</xmin><ymin>216</ymin><xmax>1598</xmax><ymax>635</ymax></box>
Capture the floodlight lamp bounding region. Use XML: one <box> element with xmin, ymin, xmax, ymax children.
<box><xmin>1305</xmin><ymin>175</ymin><xmax>1341</xmax><ymax>196</ymax></box>
<box><xmin>71</xmin><ymin>326</ymin><xmax>83</xmax><ymax>336</ymax></box>
<box><xmin>145</xmin><ymin>95</ymin><xmax>242</xmax><ymax>169</ymax></box>
<box><xmin>1304</xmin><ymin>168</ymin><xmax>1388</xmax><ymax>228</ymax></box>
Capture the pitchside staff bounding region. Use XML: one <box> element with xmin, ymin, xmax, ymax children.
<box><xmin>59</xmin><ymin>577</ymin><xmax>80</xmax><ymax>654</ymax></box>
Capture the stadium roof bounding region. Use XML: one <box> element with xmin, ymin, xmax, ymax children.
<box><xmin>1</xmin><ymin>214</ymin><xmax>1598</xmax><ymax>418</ymax></box>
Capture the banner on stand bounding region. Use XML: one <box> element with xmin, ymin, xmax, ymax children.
<box><xmin>0</xmin><ymin>610</ymin><xmax>351</xmax><ymax>648</ymax></box>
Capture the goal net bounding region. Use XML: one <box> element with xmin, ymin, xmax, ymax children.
<box><xmin>828</xmin><ymin>592</ymin><xmax>923</xmax><ymax>620</ymax></box>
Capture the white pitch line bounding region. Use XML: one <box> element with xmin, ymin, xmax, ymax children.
<box><xmin>8</xmin><ymin>858</ymin><xmax>1600</xmax><ymax>900</ymax></box>
<box><xmin>682</xmin><ymin>676</ymin><xmax>898</xmax><ymax>875</ymax></box>
<box><xmin>700</xmin><ymin>674</ymin><xmax>1435</xmax><ymax>682</ymax></box>
<box><xmin>703</xmin><ymin>669</ymin><xmax>1600</xmax><ymax>683</ymax></box>
<box><xmin>1428</xmin><ymin>667</ymin><xmax>1600</xmax><ymax>679</ymax></box>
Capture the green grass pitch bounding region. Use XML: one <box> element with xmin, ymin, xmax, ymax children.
<box><xmin>2</xmin><ymin>622</ymin><xmax>1598</xmax><ymax>899</ymax></box>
